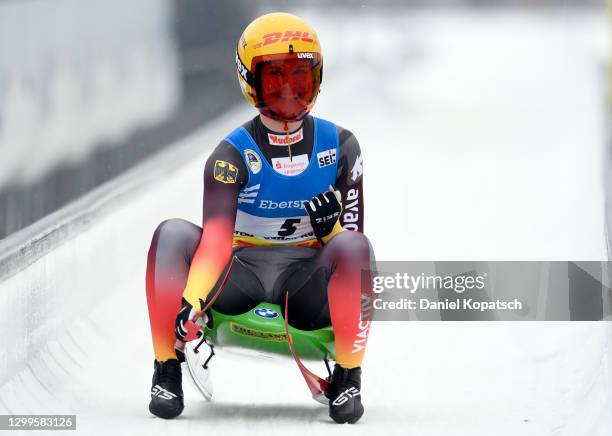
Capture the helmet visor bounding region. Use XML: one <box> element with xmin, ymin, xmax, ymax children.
<box><xmin>253</xmin><ymin>53</ymin><xmax>322</xmax><ymax>121</ymax></box>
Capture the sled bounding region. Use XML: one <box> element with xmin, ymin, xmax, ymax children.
<box><xmin>185</xmin><ymin>301</ymin><xmax>334</xmax><ymax>402</ymax></box>
<box><xmin>183</xmin><ymin>257</ymin><xmax>334</xmax><ymax>403</ymax></box>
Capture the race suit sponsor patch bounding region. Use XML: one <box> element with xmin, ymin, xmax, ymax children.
<box><xmin>317</xmin><ymin>148</ymin><xmax>337</xmax><ymax>168</ymax></box>
<box><xmin>271</xmin><ymin>154</ymin><xmax>309</xmax><ymax>176</ymax></box>
<box><xmin>268</xmin><ymin>129</ymin><xmax>303</xmax><ymax>146</ymax></box>
<box><xmin>342</xmin><ymin>188</ymin><xmax>360</xmax><ymax>231</ymax></box>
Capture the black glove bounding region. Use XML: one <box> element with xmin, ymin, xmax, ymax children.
<box><xmin>175</xmin><ymin>297</ymin><xmax>204</xmax><ymax>345</ymax></box>
<box><xmin>303</xmin><ymin>186</ymin><xmax>343</xmax><ymax>243</ymax></box>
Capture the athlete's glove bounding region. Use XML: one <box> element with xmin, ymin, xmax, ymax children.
<box><xmin>303</xmin><ymin>185</ymin><xmax>344</xmax><ymax>244</ymax></box>
<box><xmin>174</xmin><ymin>297</ymin><xmax>204</xmax><ymax>355</ymax></box>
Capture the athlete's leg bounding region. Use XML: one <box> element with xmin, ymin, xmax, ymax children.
<box><xmin>145</xmin><ymin>219</ymin><xmax>264</xmax><ymax>362</ymax></box>
<box><xmin>146</xmin><ymin>219</ymin><xmax>268</xmax><ymax>418</ymax></box>
<box><xmin>146</xmin><ymin>219</ymin><xmax>202</xmax><ymax>362</ymax></box>
<box><xmin>323</xmin><ymin>231</ymin><xmax>374</xmax><ymax>369</ymax></box>
<box><xmin>281</xmin><ymin>232</ymin><xmax>374</xmax><ymax>424</ymax></box>
<box><xmin>281</xmin><ymin>231</ymin><xmax>375</xmax><ymax>369</ymax></box>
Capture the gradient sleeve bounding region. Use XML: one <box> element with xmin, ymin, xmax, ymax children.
<box><xmin>335</xmin><ymin>126</ymin><xmax>364</xmax><ymax>233</ymax></box>
<box><xmin>181</xmin><ymin>141</ymin><xmax>247</xmax><ymax>308</ymax></box>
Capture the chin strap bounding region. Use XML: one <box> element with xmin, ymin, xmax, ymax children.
<box><xmin>284</xmin><ymin>121</ymin><xmax>293</xmax><ymax>161</ymax></box>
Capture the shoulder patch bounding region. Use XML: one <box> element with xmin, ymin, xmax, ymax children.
<box><xmin>244</xmin><ymin>149</ymin><xmax>262</xmax><ymax>174</ymax></box>
<box><xmin>350</xmin><ymin>155</ymin><xmax>363</xmax><ymax>182</ymax></box>
<box><xmin>214</xmin><ymin>160</ymin><xmax>239</xmax><ymax>184</ymax></box>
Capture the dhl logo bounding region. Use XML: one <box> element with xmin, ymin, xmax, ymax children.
<box><xmin>253</xmin><ymin>30</ymin><xmax>319</xmax><ymax>49</ymax></box>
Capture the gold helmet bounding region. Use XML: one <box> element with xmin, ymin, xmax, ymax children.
<box><xmin>236</xmin><ymin>12</ymin><xmax>323</xmax><ymax>121</ymax></box>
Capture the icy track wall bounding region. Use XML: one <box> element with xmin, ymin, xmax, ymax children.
<box><xmin>0</xmin><ymin>0</ymin><xmax>179</xmax><ymax>189</ymax></box>
<box><xmin>0</xmin><ymin>109</ymin><xmax>245</xmax><ymax>391</ymax></box>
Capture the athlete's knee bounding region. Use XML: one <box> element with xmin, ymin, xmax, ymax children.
<box><xmin>156</xmin><ymin>218</ymin><xmax>199</xmax><ymax>240</ymax></box>
<box><xmin>153</xmin><ymin>219</ymin><xmax>201</xmax><ymax>251</ymax></box>
<box><xmin>326</xmin><ymin>230</ymin><xmax>372</xmax><ymax>262</ymax></box>
<box><xmin>148</xmin><ymin>218</ymin><xmax>202</xmax><ymax>271</ymax></box>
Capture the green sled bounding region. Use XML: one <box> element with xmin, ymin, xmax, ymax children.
<box><xmin>201</xmin><ymin>302</ymin><xmax>335</xmax><ymax>361</ymax></box>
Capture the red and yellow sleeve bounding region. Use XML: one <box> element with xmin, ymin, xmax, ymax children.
<box><xmin>182</xmin><ymin>143</ymin><xmax>246</xmax><ymax>310</ymax></box>
<box><xmin>182</xmin><ymin>218</ymin><xmax>234</xmax><ymax>308</ymax></box>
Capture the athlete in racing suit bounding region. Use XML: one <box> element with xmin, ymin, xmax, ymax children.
<box><xmin>146</xmin><ymin>12</ymin><xmax>374</xmax><ymax>424</ymax></box>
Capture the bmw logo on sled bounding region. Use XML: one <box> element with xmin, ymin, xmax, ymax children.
<box><xmin>254</xmin><ymin>307</ymin><xmax>279</xmax><ymax>318</ymax></box>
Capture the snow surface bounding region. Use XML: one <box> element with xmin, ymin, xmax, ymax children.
<box><xmin>0</xmin><ymin>9</ymin><xmax>610</xmax><ymax>436</ymax></box>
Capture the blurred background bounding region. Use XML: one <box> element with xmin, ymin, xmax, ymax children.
<box><xmin>0</xmin><ymin>0</ymin><xmax>253</xmax><ymax>239</ymax></box>
<box><xmin>0</xmin><ymin>0</ymin><xmax>607</xmax><ymax>243</ymax></box>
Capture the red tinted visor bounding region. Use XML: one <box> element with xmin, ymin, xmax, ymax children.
<box><xmin>252</xmin><ymin>52</ymin><xmax>322</xmax><ymax>121</ymax></box>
